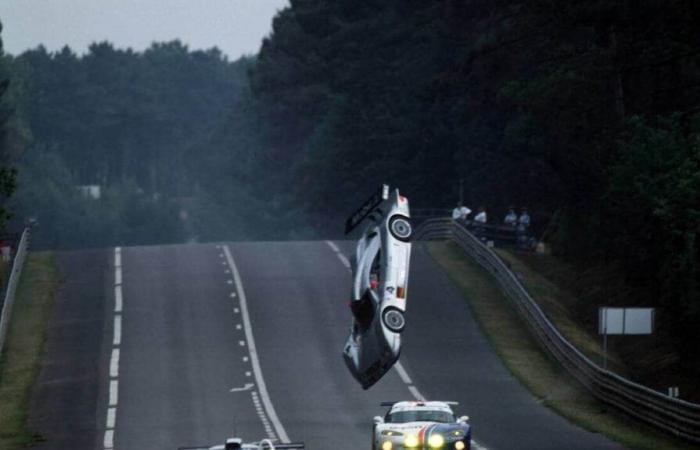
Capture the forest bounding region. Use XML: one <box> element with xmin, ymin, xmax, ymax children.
<box><xmin>0</xmin><ymin>1</ymin><xmax>699</xmax><ymax>358</ymax></box>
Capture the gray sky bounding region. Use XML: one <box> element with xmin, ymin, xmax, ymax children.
<box><xmin>0</xmin><ymin>0</ymin><xmax>289</xmax><ymax>59</ymax></box>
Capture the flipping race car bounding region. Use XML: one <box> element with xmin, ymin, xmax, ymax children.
<box><xmin>372</xmin><ymin>401</ymin><xmax>471</xmax><ymax>450</ymax></box>
<box><xmin>178</xmin><ymin>438</ymin><xmax>305</xmax><ymax>450</ymax></box>
<box><xmin>343</xmin><ymin>184</ymin><xmax>412</xmax><ymax>389</ymax></box>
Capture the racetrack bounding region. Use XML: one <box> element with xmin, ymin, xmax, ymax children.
<box><xmin>31</xmin><ymin>241</ymin><xmax>621</xmax><ymax>450</ymax></box>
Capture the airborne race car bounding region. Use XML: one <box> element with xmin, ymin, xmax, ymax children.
<box><xmin>372</xmin><ymin>401</ymin><xmax>471</xmax><ymax>450</ymax></box>
<box><xmin>342</xmin><ymin>185</ymin><xmax>412</xmax><ymax>389</ymax></box>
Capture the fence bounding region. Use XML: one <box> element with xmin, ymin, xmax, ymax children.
<box><xmin>0</xmin><ymin>228</ymin><xmax>30</xmax><ymax>357</ymax></box>
<box><xmin>413</xmin><ymin>218</ymin><xmax>700</xmax><ymax>443</ymax></box>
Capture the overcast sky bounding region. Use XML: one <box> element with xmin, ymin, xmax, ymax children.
<box><xmin>0</xmin><ymin>0</ymin><xmax>289</xmax><ymax>59</ymax></box>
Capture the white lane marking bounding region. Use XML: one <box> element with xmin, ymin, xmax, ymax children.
<box><xmin>245</xmin><ymin>371</ymin><xmax>252</xmax><ymax>377</ymax></box>
<box><xmin>223</xmin><ymin>245</ymin><xmax>290</xmax><ymax>443</ymax></box>
<box><xmin>239</xmin><ymin>340</ymin><xmax>246</xmax><ymax>347</ymax></box>
<box><xmin>243</xmin><ymin>356</ymin><xmax>249</xmax><ymax>362</ymax></box>
<box><xmin>234</xmin><ymin>307</ymin><xmax>240</xmax><ymax>314</ymax></box>
<box><xmin>104</xmin><ymin>429</ymin><xmax>114</xmax><ymax>449</ymax></box>
<box><xmin>251</xmin><ymin>391</ymin><xmax>276</xmax><ymax>439</ymax></box>
<box><xmin>230</xmin><ymin>382</ymin><xmax>255</xmax><ymax>393</ymax></box>
<box><xmin>225</xmin><ymin>269</ymin><xmax>230</xmax><ymax>274</ymax></box>
<box><xmin>109</xmin><ymin>380</ymin><xmax>119</xmax><ymax>406</ymax></box>
<box><xmin>106</xmin><ymin>407</ymin><xmax>117</xmax><ymax>428</ymax></box>
<box><xmin>114</xmin><ymin>285</ymin><xmax>122</xmax><ymax>312</ymax></box>
<box><xmin>227</xmin><ymin>279</ymin><xmax>233</xmax><ymax>285</ymax></box>
<box><xmin>326</xmin><ymin>240</ymin><xmax>341</xmax><ymax>253</ymax></box>
<box><xmin>236</xmin><ymin>324</ymin><xmax>242</xmax><ymax>330</ymax></box>
<box><xmin>407</xmin><ymin>385</ymin><xmax>426</xmax><ymax>402</ymax></box>
<box><xmin>110</xmin><ymin>348</ymin><xmax>120</xmax><ymax>378</ymax></box>
<box><xmin>394</xmin><ymin>361</ymin><xmax>413</xmax><ymax>384</ymax></box>
<box><xmin>107</xmin><ymin>248</ymin><xmax>123</xmax><ymax>450</ymax></box>
<box><xmin>325</xmin><ymin>240</ymin><xmax>351</xmax><ymax>269</ymax></box>
<box><xmin>113</xmin><ymin>316</ymin><xmax>122</xmax><ymax>346</ymax></box>
<box><xmin>230</xmin><ymin>292</ymin><xmax>237</xmax><ymax>298</ymax></box>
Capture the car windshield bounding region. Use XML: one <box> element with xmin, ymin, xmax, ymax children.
<box><xmin>386</xmin><ymin>410</ymin><xmax>454</xmax><ymax>423</ymax></box>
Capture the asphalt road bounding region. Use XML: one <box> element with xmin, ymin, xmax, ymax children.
<box><xmin>31</xmin><ymin>240</ymin><xmax>621</xmax><ymax>450</ymax></box>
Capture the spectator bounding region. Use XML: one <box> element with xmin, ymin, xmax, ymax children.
<box><xmin>517</xmin><ymin>207</ymin><xmax>531</xmax><ymax>249</ymax></box>
<box><xmin>473</xmin><ymin>206</ymin><xmax>487</xmax><ymax>240</ymax></box>
<box><xmin>452</xmin><ymin>205</ymin><xmax>471</xmax><ymax>223</ymax></box>
<box><xmin>503</xmin><ymin>207</ymin><xmax>517</xmax><ymax>228</ymax></box>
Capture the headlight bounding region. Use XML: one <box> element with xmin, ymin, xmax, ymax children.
<box><xmin>382</xmin><ymin>441</ymin><xmax>393</xmax><ymax>450</ymax></box>
<box><xmin>454</xmin><ymin>440</ymin><xmax>465</xmax><ymax>450</ymax></box>
<box><xmin>428</xmin><ymin>433</ymin><xmax>445</xmax><ymax>448</ymax></box>
<box><xmin>404</xmin><ymin>434</ymin><xmax>419</xmax><ymax>448</ymax></box>
<box><xmin>381</xmin><ymin>430</ymin><xmax>403</xmax><ymax>437</ymax></box>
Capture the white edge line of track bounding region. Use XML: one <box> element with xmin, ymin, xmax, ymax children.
<box><xmin>324</xmin><ymin>240</ymin><xmax>488</xmax><ymax>450</ymax></box>
<box><xmin>223</xmin><ymin>245</ymin><xmax>290</xmax><ymax>443</ymax></box>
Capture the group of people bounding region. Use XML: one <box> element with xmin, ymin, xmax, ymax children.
<box><xmin>451</xmin><ymin>204</ymin><xmax>532</xmax><ymax>249</ymax></box>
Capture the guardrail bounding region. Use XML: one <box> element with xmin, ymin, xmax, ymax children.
<box><xmin>414</xmin><ymin>218</ymin><xmax>700</xmax><ymax>443</ymax></box>
<box><xmin>0</xmin><ymin>228</ymin><xmax>30</xmax><ymax>357</ymax></box>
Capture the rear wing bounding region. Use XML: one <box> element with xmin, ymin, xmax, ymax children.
<box><xmin>379</xmin><ymin>401</ymin><xmax>459</xmax><ymax>407</ymax></box>
<box><xmin>345</xmin><ymin>184</ymin><xmax>390</xmax><ymax>235</ymax></box>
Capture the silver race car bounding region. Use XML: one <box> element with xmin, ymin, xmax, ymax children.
<box><xmin>372</xmin><ymin>401</ymin><xmax>471</xmax><ymax>450</ymax></box>
<box><xmin>343</xmin><ymin>185</ymin><xmax>412</xmax><ymax>389</ymax></box>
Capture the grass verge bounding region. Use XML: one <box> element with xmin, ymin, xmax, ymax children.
<box><xmin>426</xmin><ymin>241</ymin><xmax>696</xmax><ymax>450</ymax></box>
<box><xmin>0</xmin><ymin>252</ymin><xmax>58</xmax><ymax>449</ymax></box>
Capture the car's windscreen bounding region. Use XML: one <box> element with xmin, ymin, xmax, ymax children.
<box><xmin>386</xmin><ymin>410</ymin><xmax>454</xmax><ymax>423</ymax></box>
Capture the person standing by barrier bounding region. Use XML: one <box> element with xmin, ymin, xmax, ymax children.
<box><xmin>504</xmin><ymin>207</ymin><xmax>517</xmax><ymax>228</ymax></box>
<box><xmin>517</xmin><ymin>207</ymin><xmax>531</xmax><ymax>249</ymax></box>
<box><xmin>474</xmin><ymin>206</ymin><xmax>487</xmax><ymax>240</ymax></box>
<box><xmin>452</xmin><ymin>205</ymin><xmax>471</xmax><ymax>224</ymax></box>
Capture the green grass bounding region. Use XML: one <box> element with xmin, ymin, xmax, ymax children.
<box><xmin>426</xmin><ymin>241</ymin><xmax>697</xmax><ymax>450</ymax></box>
<box><xmin>0</xmin><ymin>252</ymin><xmax>58</xmax><ymax>449</ymax></box>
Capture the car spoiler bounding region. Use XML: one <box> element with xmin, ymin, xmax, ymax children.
<box><xmin>379</xmin><ymin>401</ymin><xmax>459</xmax><ymax>407</ymax></box>
<box><xmin>345</xmin><ymin>184</ymin><xmax>390</xmax><ymax>235</ymax></box>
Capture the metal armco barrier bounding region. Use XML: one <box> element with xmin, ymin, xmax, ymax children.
<box><xmin>414</xmin><ymin>218</ymin><xmax>700</xmax><ymax>443</ymax></box>
<box><xmin>0</xmin><ymin>228</ymin><xmax>30</xmax><ymax>357</ymax></box>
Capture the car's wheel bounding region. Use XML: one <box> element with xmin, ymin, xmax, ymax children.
<box><xmin>382</xmin><ymin>307</ymin><xmax>406</xmax><ymax>333</ymax></box>
<box><xmin>388</xmin><ymin>215</ymin><xmax>412</xmax><ymax>242</ymax></box>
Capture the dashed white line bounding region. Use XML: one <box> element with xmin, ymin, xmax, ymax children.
<box><xmin>239</xmin><ymin>340</ymin><xmax>246</xmax><ymax>347</ymax></box>
<box><xmin>109</xmin><ymin>380</ymin><xmax>119</xmax><ymax>406</ymax></box>
<box><xmin>104</xmin><ymin>430</ymin><xmax>114</xmax><ymax>449</ymax></box>
<box><xmin>236</xmin><ymin>324</ymin><xmax>242</xmax><ymax>330</ymax></box>
<box><xmin>106</xmin><ymin>407</ymin><xmax>117</xmax><ymax>428</ymax></box>
<box><xmin>110</xmin><ymin>348</ymin><xmax>120</xmax><ymax>378</ymax></box>
<box><xmin>115</xmin><ymin>266</ymin><xmax>122</xmax><ymax>285</ymax></box>
<box><xmin>113</xmin><ymin>316</ymin><xmax>122</xmax><ymax>346</ymax></box>
<box><xmin>223</xmin><ymin>245</ymin><xmax>290</xmax><ymax>443</ymax></box>
<box><xmin>114</xmin><ymin>285</ymin><xmax>122</xmax><ymax>313</ymax></box>
<box><xmin>243</xmin><ymin>356</ymin><xmax>249</xmax><ymax>362</ymax></box>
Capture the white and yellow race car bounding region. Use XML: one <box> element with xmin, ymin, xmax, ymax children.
<box><xmin>372</xmin><ymin>401</ymin><xmax>471</xmax><ymax>450</ymax></box>
<box><xmin>342</xmin><ymin>185</ymin><xmax>412</xmax><ymax>389</ymax></box>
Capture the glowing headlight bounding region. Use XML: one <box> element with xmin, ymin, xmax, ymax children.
<box><xmin>381</xmin><ymin>430</ymin><xmax>403</xmax><ymax>436</ymax></box>
<box><xmin>404</xmin><ymin>434</ymin><xmax>419</xmax><ymax>448</ymax></box>
<box><xmin>382</xmin><ymin>441</ymin><xmax>393</xmax><ymax>450</ymax></box>
<box><xmin>428</xmin><ymin>433</ymin><xmax>445</xmax><ymax>448</ymax></box>
<box><xmin>454</xmin><ymin>440</ymin><xmax>465</xmax><ymax>450</ymax></box>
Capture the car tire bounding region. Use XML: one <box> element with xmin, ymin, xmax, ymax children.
<box><xmin>382</xmin><ymin>307</ymin><xmax>406</xmax><ymax>333</ymax></box>
<box><xmin>388</xmin><ymin>215</ymin><xmax>412</xmax><ymax>242</ymax></box>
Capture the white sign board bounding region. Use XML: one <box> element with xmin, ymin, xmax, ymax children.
<box><xmin>599</xmin><ymin>307</ymin><xmax>654</xmax><ymax>335</ymax></box>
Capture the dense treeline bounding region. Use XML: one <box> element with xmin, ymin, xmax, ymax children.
<box><xmin>3</xmin><ymin>39</ymin><xmax>312</xmax><ymax>248</ymax></box>
<box><xmin>250</xmin><ymin>1</ymin><xmax>700</xmax><ymax>360</ymax></box>
<box><xmin>0</xmin><ymin>2</ymin><xmax>698</xmax><ymax>365</ymax></box>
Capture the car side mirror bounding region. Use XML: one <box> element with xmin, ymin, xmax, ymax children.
<box><xmin>373</xmin><ymin>416</ymin><xmax>384</xmax><ymax>425</ymax></box>
<box><xmin>458</xmin><ymin>415</ymin><xmax>470</xmax><ymax>423</ymax></box>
